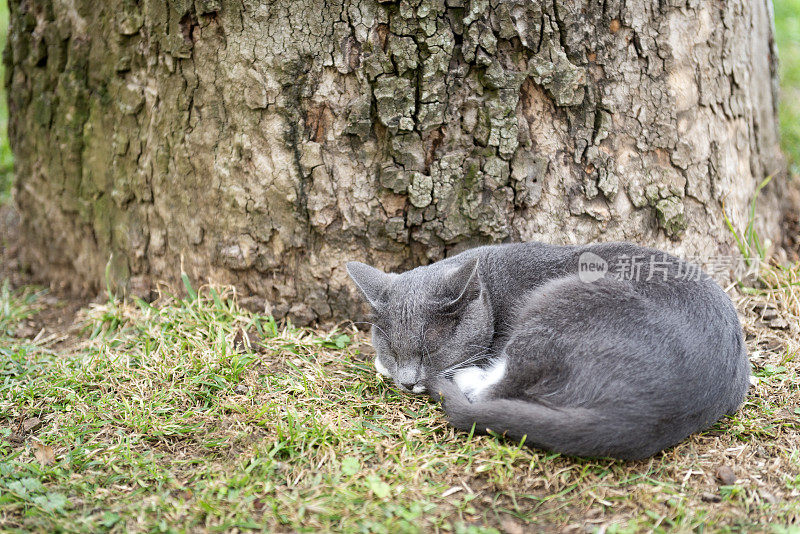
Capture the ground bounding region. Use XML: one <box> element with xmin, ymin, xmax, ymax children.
<box><xmin>1</xmin><ymin>1</ymin><xmax>800</xmax><ymax>532</ymax></box>
<box><xmin>0</xmin><ymin>268</ymin><xmax>799</xmax><ymax>532</ymax></box>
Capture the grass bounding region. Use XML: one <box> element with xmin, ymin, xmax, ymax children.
<box><xmin>1</xmin><ymin>278</ymin><xmax>800</xmax><ymax>532</ymax></box>
<box><xmin>776</xmin><ymin>0</ymin><xmax>800</xmax><ymax>172</ymax></box>
<box><xmin>724</xmin><ymin>174</ymin><xmax>775</xmax><ymax>271</ymax></box>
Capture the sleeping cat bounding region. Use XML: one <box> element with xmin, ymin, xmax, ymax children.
<box><xmin>346</xmin><ymin>242</ymin><xmax>750</xmax><ymax>460</ymax></box>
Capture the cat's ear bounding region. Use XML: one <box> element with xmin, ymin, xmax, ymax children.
<box><xmin>440</xmin><ymin>257</ymin><xmax>481</xmax><ymax>314</ymax></box>
<box><xmin>346</xmin><ymin>261</ymin><xmax>395</xmax><ymax>308</ymax></box>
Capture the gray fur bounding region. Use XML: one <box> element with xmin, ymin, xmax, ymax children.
<box><xmin>346</xmin><ymin>242</ymin><xmax>750</xmax><ymax>460</ymax></box>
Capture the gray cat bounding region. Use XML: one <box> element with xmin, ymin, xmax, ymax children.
<box><xmin>346</xmin><ymin>242</ymin><xmax>749</xmax><ymax>460</ymax></box>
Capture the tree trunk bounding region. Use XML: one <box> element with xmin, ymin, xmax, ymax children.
<box><xmin>6</xmin><ymin>0</ymin><xmax>786</xmax><ymax>324</ymax></box>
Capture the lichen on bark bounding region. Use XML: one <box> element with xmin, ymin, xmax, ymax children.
<box><xmin>6</xmin><ymin>0</ymin><xmax>786</xmax><ymax>323</ymax></box>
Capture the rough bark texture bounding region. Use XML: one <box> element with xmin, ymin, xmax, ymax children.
<box><xmin>6</xmin><ymin>0</ymin><xmax>786</xmax><ymax>324</ymax></box>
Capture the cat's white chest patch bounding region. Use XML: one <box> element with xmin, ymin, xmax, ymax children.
<box><xmin>453</xmin><ymin>358</ymin><xmax>506</xmax><ymax>402</ymax></box>
<box><xmin>374</xmin><ymin>356</ymin><xmax>392</xmax><ymax>377</ymax></box>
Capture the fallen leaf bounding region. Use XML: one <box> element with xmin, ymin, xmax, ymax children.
<box><xmin>757</xmin><ymin>339</ymin><xmax>786</xmax><ymax>353</ymax></box>
<box><xmin>233</xmin><ymin>328</ymin><xmax>267</xmax><ymax>353</ymax></box>
<box><xmin>357</xmin><ymin>343</ymin><xmax>375</xmax><ymax>357</ymax></box>
<box><xmin>768</xmin><ymin>318</ymin><xmax>789</xmax><ymax>330</ymax></box>
<box><xmin>500</xmin><ymin>518</ymin><xmax>525</xmax><ymax>534</ymax></box>
<box><xmin>32</xmin><ymin>440</ymin><xmax>55</xmax><ymax>466</ymax></box>
<box><xmin>14</xmin><ymin>324</ymin><xmax>38</xmax><ymax>338</ymax></box>
<box><xmin>23</xmin><ymin>417</ymin><xmax>43</xmax><ymax>433</ymax></box>
<box><xmin>700</xmin><ymin>492</ymin><xmax>721</xmax><ymax>503</ymax></box>
<box><xmin>753</xmin><ymin>303</ymin><xmax>779</xmax><ymax>320</ymax></box>
<box><xmin>232</xmin><ymin>328</ymin><xmax>250</xmax><ymax>352</ymax></box>
<box><xmin>715</xmin><ymin>465</ymin><xmax>736</xmax><ymax>486</ymax></box>
<box><xmin>441</xmin><ymin>486</ymin><xmax>463</xmax><ymax>498</ymax></box>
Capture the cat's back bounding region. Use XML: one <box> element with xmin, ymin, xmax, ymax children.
<box><xmin>427</xmin><ymin>240</ymin><xmax>742</xmax><ymax>344</ymax></box>
<box><xmin>503</xmin><ymin>267</ymin><xmax>748</xmax><ymax>419</ymax></box>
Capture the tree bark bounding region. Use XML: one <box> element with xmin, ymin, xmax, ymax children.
<box><xmin>6</xmin><ymin>0</ymin><xmax>786</xmax><ymax>324</ymax></box>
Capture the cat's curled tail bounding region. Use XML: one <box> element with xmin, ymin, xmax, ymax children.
<box><xmin>428</xmin><ymin>378</ymin><xmax>665</xmax><ymax>460</ymax></box>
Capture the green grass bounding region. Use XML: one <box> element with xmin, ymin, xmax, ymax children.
<box><xmin>776</xmin><ymin>0</ymin><xmax>800</xmax><ymax>172</ymax></box>
<box><xmin>1</xmin><ymin>281</ymin><xmax>799</xmax><ymax>532</ymax></box>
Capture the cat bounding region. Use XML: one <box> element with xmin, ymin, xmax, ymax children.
<box><xmin>346</xmin><ymin>242</ymin><xmax>750</xmax><ymax>460</ymax></box>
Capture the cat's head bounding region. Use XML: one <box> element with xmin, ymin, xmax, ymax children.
<box><xmin>346</xmin><ymin>257</ymin><xmax>494</xmax><ymax>394</ymax></box>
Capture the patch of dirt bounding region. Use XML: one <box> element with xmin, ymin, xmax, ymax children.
<box><xmin>781</xmin><ymin>179</ymin><xmax>800</xmax><ymax>262</ymax></box>
<box><xmin>2</xmin><ymin>202</ymin><xmax>93</xmax><ymax>349</ymax></box>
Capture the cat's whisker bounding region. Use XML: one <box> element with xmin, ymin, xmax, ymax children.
<box><xmin>466</xmin><ymin>343</ymin><xmax>494</xmax><ymax>352</ymax></box>
<box><xmin>417</xmin><ymin>324</ymin><xmax>437</xmax><ymax>369</ymax></box>
<box><xmin>421</xmin><ymin>325</ymin><xmax>431</xmax><ymax>364</ymax></box>
<box><xmin>438</xmin><ymin>351</ymin><xmax>494</xmax><ymax>376</ymax></box>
